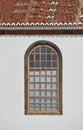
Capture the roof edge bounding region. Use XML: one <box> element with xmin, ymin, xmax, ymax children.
<box><xmin>0</xmin><ymin>22</ymin><xmax>82</xmax><ymax>27</ymax></box>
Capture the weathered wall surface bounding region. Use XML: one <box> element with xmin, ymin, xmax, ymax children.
<box><xmin>0</xmin><ymin>35</ymin><xmax>83</xmax><ymax>130</ymax></box>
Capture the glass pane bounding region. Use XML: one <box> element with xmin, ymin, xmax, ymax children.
<box><xmin>52</xmin><ymin>91</ymin><xmax>57</xmax><ymax>96</ymax></box>
<box><xmin>52</xmin><ymin>70</ymin><xmax>57</xmax><ymax>75</ymax></box>
<box><xmin>52</xmin><ymin>104</ymin><xmax>57</xmax><ymax>110</ymax></box>
<box><xmin>35</xmin><ymin>62</ymin><xmax>40</xmax><ymax>67</ymax></box>
<box><xmin>47</xmin><ymin>76</ymin><xmax>51</xmax><ymax>82</ymax></box>
<box><xmin>52</xmin><ymin>98</ymin><xmax>57</xmax><ymax>103</ymax></box>
<box><xmin>52</xmin><ymin>54</ymin><xmax>57</xmax><ymax>60</ymax></box>
<box><xmin>52</xmin><ymin>84</ymin><xmax>57</xmax><ymax>89</ymax></box>
<box><xmin>30</xmin><ymin>91</ymin><xmax>34</xmax><ymax>96</ymax></box>
<box><xmin>35</xmin><ymin>83</ymin><xmax>40</xmax><ymax>89</ymax></box>
<box><xmin>30</xmin><ymin>105</ymin><xmax>34</xmax><ymax>110</ymax></box>
<box><xmin>47</xmin><ymin>98</ymin><xmax>51</xmax><ymax>103</ymax></box>
<box><xmin>47</xmin><ymin>70</ymin><xmax>51</xmax><ymax>75</ymax></box>
<box><xmin>41</xmin><ymin>62</ymin><xmax>46</xmax><ymax>67</ymax></box>
<box><xmin>35</xmin><ymin>48</ymin><xmax>40</xmax><ymax>53</ymax></box>
<box><xmin>41</xmin><ymin>76</ymin><xmax>46</xmax><ymax>82</ymax></box>
<box><xmin>41</xmin><ymin>71</ymin><xmax>45</xmax><ymax>75</ymax></box>
<box><xmin>35</xmin><ymin>104</ymin><xmax>40</xmax><ymax>110</ymax></box>
<box><xmin>41</xmin><ymin>54</ymin><xmax>46</xmax><ymax>60</ymax></box>
<box><xmin>30</xmin><ymin>98</ymin><xmax>34</xmax><ymax>103</ymax></box>
<box><xmin>35</xmin><ymin>98</ymin><xmax>40</xmax><ymax>103</ymax></box>
<box><xmin>47</xmin><ymin>91</ymin><xmax>51</xmax><ymax>96</ymax></box>
<box><xmin>30</xmin><ymin>62</ymin><xmax>34</xmax><ymax>67</ymax></box>
<box><xmin>35</xmin><ymin>71</ymin><xmax>40</xmax><ymax>75</ymax></box>
<box><xmin>30</xmin><ymin>54</ymin><xmax>34</xmax><ymax>60</ymax></box>
<box><xmin>52</xmin><ymin>77</ymin><xmax>56</xmax><ymax>82</ymax></box>
<box><xmin>52</xmin><ymin>62</ymin><xmax>57</xmax><ymax>67</ymax></box>
<box><xmin>41</xmin><ymin>84</ymin><xmax>46</xmax><ymax>89</ymax></box>
<box><xmin>35</xmin><ymin>76</ymin><xmax>40</xmax><ymax>82</ymax></box>
<box><xmin>47</xmin><ymin>62</ymin><xmax>51</xmax><ymax>67</ymax></box>
<box><xmin>30</xmin><ymin>83</ymin><xmax>34</xmax><ymax>89</ymax></box>
<box><xmin>35</xmin><ymin>91</ymin><xmax>40</xmax><ymax>96</ymax></box>
<box><xmin>30</xmin><ymin>76</ymin><xmax>34</xmax><ymax>82</ymax></box>
<box><xmin>41</xmin><ymin>91</ymin><xmax>46</xmax><ymax>96</ymax></box>
<box><xmin>47</xmin><ymin>104</ymin><xmax>51</xmax><ymax>110</ymax></box>
<box><xmin>41</xmin><ymin>98</ymin><xmax>46</xmax><ymax>103</ymax></box>
<box><xmin>30</xmin><ymin>71</ymin><xmax>34</xmax><ymax>75</ymax></box>
<box><xmin>41</xmin><ymin>104</ymin><xmax>46</xmax><ymax>110</ymax></box>
<box><xmin>47</xmin><ymin>48</ymin><xmax>51</xmax><ymax>53</ymax></box>
<box><xmin>47</xmin><ymin>54</ymin><xmax>51</xmax><ymax>60</ymax></box>
<box><xmin>35</xmin><ymin>54</ymin><xmax>40</xmax><ymax>61</ymax></box>
<box><xmin>41</xmin><ymin>47</ymin><xmax>45</xmax><ymax>53</ymax></box>
<box><xmin>47</xmin><ymin>84</ymin><xmax>51</xmax><ymax>89</ymax></box>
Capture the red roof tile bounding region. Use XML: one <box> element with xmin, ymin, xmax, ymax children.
<box><xmin>0</xmin><ymin>0</ymin><xmax>83</xmax><ymax>26</ymax></box>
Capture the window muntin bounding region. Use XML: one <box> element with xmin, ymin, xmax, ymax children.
<box><xmin>25</xmin><ymin>43</ymin><xmax>62</xmax><ymax>115</ymax></box>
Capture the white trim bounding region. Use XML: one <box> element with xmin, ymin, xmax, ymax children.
<box><xmin>0</xmin><ymin>25</ymin><xmax>83</xmax><ymax>30</ymax></box>
<box><xmin>0</xmin><ymin>22</ymin><xmax>82</xmax><ymax>27</ymax></box>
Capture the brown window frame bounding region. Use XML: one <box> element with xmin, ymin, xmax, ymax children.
<box><xmin>24</xmin><ymin>40</ymin><xmax>62</xmax><ymax>115</ymax></box>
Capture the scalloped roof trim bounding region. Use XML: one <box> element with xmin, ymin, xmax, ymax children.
<box><xmin>0</xmin><ymin>22</ymin><xmax>82</xmax><ymax>26</ymax></box>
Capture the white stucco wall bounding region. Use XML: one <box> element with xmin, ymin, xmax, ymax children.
<box><xmin>0</xmin><ymin>35</ymin><xmax>83</xmax><ymax>130</ymax></box>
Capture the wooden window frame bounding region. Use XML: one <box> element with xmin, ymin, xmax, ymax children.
<box><xmin>24</xmin><ymin>40</ymin><xmax>62</xmax><ymax>115</ymax></box>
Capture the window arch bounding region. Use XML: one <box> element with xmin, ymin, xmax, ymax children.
<box><xmin>24</xmin><ymin>41</ymin><xmax>62</xmax><ymax>115</ymax></box>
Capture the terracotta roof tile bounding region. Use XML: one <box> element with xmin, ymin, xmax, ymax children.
<box><xmin>0</xmin><ymin>0</ymin><xmax>83</xmax><ymax>26</ymax></box>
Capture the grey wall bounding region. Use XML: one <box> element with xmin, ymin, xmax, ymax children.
<box><xmin>0</xmin><ymin>35</ymin><xmax>83</xmax><ymax>130</ymax></box>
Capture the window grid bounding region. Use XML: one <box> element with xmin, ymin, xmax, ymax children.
<box><xmin>27</xmin><ymin>45</ymin><xmax>60</xmax><ymax>114</ymax></box>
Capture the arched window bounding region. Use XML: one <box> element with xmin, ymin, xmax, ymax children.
<box><xmin>24</xmin><ymin>41</ymin><xmax>62</xmax><ymax>115</ymax></box>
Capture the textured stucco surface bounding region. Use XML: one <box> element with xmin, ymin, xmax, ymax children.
<box><xmin>0</xmin><ymin>35</ymin><xmax>83</xmax><ymax>130</ymax></box>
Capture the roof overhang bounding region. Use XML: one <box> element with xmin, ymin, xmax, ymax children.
<box><xmin>0</xmin><ymin>24</ymin><xmax>83</xmax><ymax>35</ymax></box>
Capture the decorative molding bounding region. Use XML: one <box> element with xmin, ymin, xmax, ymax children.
<box><xmin>0</xmin><ymin>22</ymin><xmax>82</xmax><ymax>27</ymax></box>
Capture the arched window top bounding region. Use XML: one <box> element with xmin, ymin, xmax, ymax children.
<box><xmin>29</xmin><ymin>44</ymin><xmax>58</xmax><ymax>69</ymax></box>
<box><xmin>25</xmin><ymin>40</ymin><xmax>62</xmax><ymax>59</ymax></box>
<box><xmin>25</xmin><ymin>41</ymin><xmax>62</xmax><ymax>115</ymax></box>
<box><xmin>29</xmin><ymin>44</ymin><xmax>58</xmax><ymax>54</ymax></box>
